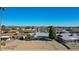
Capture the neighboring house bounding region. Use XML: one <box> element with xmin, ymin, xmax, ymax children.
<box><xmin>37</xmin><ymin>27</ymin><xmax>48</xmax><ymax>32</ymax></box>
<box><xmin>34</xmin><ymin>32</ymin><xmax>49</xmax><ymax>40</ymax></box>
<box><xmin>56</xmin><ymin>30</ymin><xmax>69</xmax><ymax>34</ymax></box>
<box><xmin>57</xmin><ymin>30</ymin><xmax>79</xmax><ymax>42</ymax></box>
<box><xmin>21</xmin><ymin>29</ymin><xmax>36</xmax><ymax>33</ymax></box>
<box><xmin>1</xmin><ymin>33</ymin><xmax>17</xmax><ymax>37</ymax></box>
<box><xmin>0</xmin><ymin>36</ymin><xmax>11</xmax><ymax>40</ymax></box>
<box><xmin>8</xmin><ymin>30</ymin><xmax>19</xmax><ymax>33</ymax></box>
<box><xmin>60</xmin><ymin>33</ymin><xmax>79</xmax><ymax>41</ymax></box>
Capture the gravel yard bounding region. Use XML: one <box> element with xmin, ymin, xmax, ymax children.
<box><xmin>1</xmin><ymin>40</ymin><xmax>67</xmax><ymax>51</ymax></box>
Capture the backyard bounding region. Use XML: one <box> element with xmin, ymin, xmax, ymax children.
<box><xmin>1</xmin><ymin>40</ymin><xmax>67</xmax><ymax>51</ymax></box>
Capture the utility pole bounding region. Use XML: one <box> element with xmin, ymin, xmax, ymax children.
<box><xmin>0</xmin><ymin>7</ymin><xmax>6</xmax><ymax>51</ymax></box>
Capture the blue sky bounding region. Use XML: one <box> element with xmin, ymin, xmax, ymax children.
<box><xmin>0</xmin><ymin>7</ymin><xmax>79</xmax><ymax>26</ymax></box>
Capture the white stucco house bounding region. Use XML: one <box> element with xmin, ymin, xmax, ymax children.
<box><xmin>0</xmin><ymin>36</ymin><xmax>11</xmax><ymax>40</ymax></box>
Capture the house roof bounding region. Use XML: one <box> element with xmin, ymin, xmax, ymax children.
<box><xmin>0</xmin><ymin>36</ymin><xmax>10</xmax><ymax>38</ymax></box>
<box><xmin>34</xmin><ymin>32</ymin><xmax>49</xmax><ymax>37</ymax></box>
<box><xmin>60</xmin><ymin>33</ymin><xmax>79</xmax><ymax>40</ymax></box>
<box><xmin>1</xmin><ymin>33</ymin><xmax>17</xmax><ymax>36</ymax></box>
<box><xmin>22</xmin><ymin>29</ymin><xmax>36</xmax><ymax>33</ymax></box>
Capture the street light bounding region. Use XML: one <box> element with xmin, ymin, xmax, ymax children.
<box><xmin>0</xmin><ymin>7</ymin><xmax>6</xmax><ymax>51</ymax></box>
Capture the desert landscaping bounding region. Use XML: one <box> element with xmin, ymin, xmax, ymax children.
<box><xmin>1</xmin><ymin>7</ymin><xmax>79</xmax><ymax>51</ymax></box>
<box><xmin>1</xmin><ymin>40</ymin><xmax>67</xmax><ymax>51</ymax></box>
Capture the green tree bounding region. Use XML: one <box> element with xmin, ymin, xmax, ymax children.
<box><xmin>31</xmin><ymin>26</ymin><xmax>35</xmax><ymax>29</ymax></box>
<box><xmin>48</xmin><ymin>26</ymin><xmax>56</xmax><ymax>40</ymax></box>
<box><xmin>25</xmin><ymin>26</ymin><xmax>30</xmax><ymax>29</ymax></box>
<box><xmin>1</xmin><ymin>25</ymin><xmax>6</xmax><ymax>31</ymax></box>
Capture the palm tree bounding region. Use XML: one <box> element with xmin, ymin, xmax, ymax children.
<box><xmin>0</xmin><ymin>7</ymin><xmax>6</xmax><ymax>51</ymax></box>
